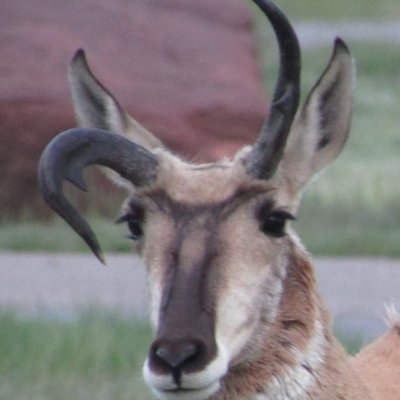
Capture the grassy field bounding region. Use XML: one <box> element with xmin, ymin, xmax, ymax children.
<box><xmin>0</xmin><ymin>311</ymin><xmax>154</xmax><ymax>400</ymax></box>
<box><xmin>262</xmin><ymin>0</ymin><xmax>400</xmax><ymax>20</ymax></box>
<box><xmin>0</xmin><ymin>310</ymin><xmax>362</xmax><ymax>400</ymax></box>
<box><xmin>0</xmin><ymin>216</ymin><xmax>131</xmax><ymax>253</ymax></box>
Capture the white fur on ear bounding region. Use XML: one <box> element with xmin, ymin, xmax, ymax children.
<box><xmin>279</xmin><ymin>38</ymin><xmax>355</xmax><ymax>196</ymax></box>
<box><xmin>68</xmin><ymin>49</ymin><xmax>165</xmax><ymax>188</ymax></box>
<box><xmin>69</xmin><ymin>49</ymin><xmax>127</xmax><ymax>134</ymax></box>
<box><xmin>69</xmin><ymin>49</ymin><xmax>164</xmax><ymax>151</ymax></box>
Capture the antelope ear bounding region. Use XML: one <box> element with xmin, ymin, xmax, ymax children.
<box><xmin>68</xmin><ymin>49</ymin><xmax>165</xmax><ymax>151</ymax></box>
<box><xmin>279</xmin><ymin>39</ymin><xmax>355</xmax><ymax>196</ymax></box>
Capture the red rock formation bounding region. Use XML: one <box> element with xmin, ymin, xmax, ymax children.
<box><xmin>0</xmin><ymin>0</ymin><xmax>267</xmax><ymax>215</ymax></box>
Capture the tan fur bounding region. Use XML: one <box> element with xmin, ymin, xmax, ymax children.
<box><xmin>69</xmin><ymin>50</ymin><xmax>164</xmax><ymax>152</ymax></box>
<box><xmin>213</xmin><ymin>246</ymin><xmax>373</xmax><ymax>400</ymax></box>
<box><xmin>150</xmin><ymin>149</ymin><xmax>259</xmax><ymax>205</ymax></box>
<box><xmin>130</xmin><ymin>164</ymin><xmax>384</xmax><ymax>400</ymax></box>
<box><xmin>352</xmin><ymin>317</ymin><xmax>400</xmax><ymax>400</ymax></box>
<box><xmin>133</xmin><ymin>158</ymin><xmax>398</xmax><ymax>399</ymax></box>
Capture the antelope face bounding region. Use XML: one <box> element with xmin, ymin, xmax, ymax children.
<box><xmin>130</xmin><ymin>158</ymin><xmax>293</xmax><ymax>399</ymax></box>
<box><xmin>38</xmin><ymin>0</ymin><xmax>354</xmax><ymax>399</ymax></box>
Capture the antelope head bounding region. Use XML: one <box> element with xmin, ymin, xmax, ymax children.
<box><xmin>39</xmin><ymin>0</ymin><xmax>354</xmax><ymax>399</ymax></box>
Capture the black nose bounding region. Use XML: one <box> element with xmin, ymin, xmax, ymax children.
<box><xmin>150</xmin><ymin>338</ymin><xmax>203</xmax><ymax>375</ymax></box>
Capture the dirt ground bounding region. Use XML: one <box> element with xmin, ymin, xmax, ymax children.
<box><xmin>0</xmin><ymin>252</ymin><xmax>399</xmax><ymax>341</ymax></box>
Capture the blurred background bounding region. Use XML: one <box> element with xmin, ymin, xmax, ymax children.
<box><xmin>0</xmin><ymin>0</ymin><xmax>399</xmax><ymax>399</ymax></box>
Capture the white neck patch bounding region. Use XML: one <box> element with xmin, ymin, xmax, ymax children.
<box><xmin>255</xmin><ymin>318</ymin><xmax>326</xmax><ymax>400</ymax></box>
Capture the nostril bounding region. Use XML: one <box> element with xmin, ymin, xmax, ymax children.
<box><xmin>153</xmin><ymin>340</ymin><xmax>201</xmax><ymax>370</ymax></box>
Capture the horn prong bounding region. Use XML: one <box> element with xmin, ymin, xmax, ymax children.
<box><xmin>38</xmin><ymin>128</ymin><xmax>158</xmax><ymax>261</ymax></box>
<box><xmin>245</xmin><ymin>0</ymin><xmax>301</xmax><ymax>179</ymax></box>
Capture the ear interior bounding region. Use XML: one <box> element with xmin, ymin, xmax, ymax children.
<box><xmin>69</xmin><ymin>49</ymin><xmax>127</xmax><ymax>133</ymax></box>
<box><xmin>68</xmin><ymin>49</ymin><xmax>167</xmax><ymax>189</ymax></box>
<box><xmin>68</xmin><ymin>49</ymin><xmax>164</xmax><ymax>151</ymax></box>
<box><xmin>279</xmin><ymin>38</ymin><xmax>355</xmax><ymax>196</ymax></box>
<box><xmin>303</xmin><ymin>38</ymin><xmax>355</xmax><ymax>174</ymax></box>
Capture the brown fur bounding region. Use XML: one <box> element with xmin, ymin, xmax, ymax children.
<box><xmin>352</xmin><ymin>319</ymin><xmax>400</xmax><ymax>400</ymax></box>
<box><xmin>214</xmin><ymin>246</ymin><xmax>318</xmax><ymax>399</ymax></box>
<box><xmin>213</xmin><ymin>245</ymin><xmax>373</xmax><ymax>400</ymax></box>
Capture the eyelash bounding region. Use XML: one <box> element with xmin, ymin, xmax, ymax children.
<box><xmin>256</xmin><ymin>199</ymin><xmax>295</xmax><ymax>238</ymax></box>
<box><xmin>116</xmin><ymin>201</ymin><xmax>295</xmax><ymax>241</ymax></box>
<box><xmin>260</xmin><ymin>210</ymin><xmax>295</xmax><ymax>237</ymax></box>
<box><xmin>116</xmin><ymin>213</ymin><xmax>144</xmax><ymax>241</ymax></box>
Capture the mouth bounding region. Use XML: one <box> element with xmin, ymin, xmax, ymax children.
<box><xmin>151</xmin><ymin>381</ymin><xmax>220</xmax><ymax>400</ymax></box>
<box><xmin>143</xmin><ymin>344</ymin><xmax>228</xmax><ymax>400</ymax></box>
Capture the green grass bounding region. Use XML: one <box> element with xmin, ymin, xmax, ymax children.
<box><xmin>0</xmin><ymin>310</ymin><xmax>366</xmax><ymax>400</ymax></box>
<box><xmin>333</xmin><ymin>328</ymin><xmax>363</xmax><ymax>356</ymax></box>
<box><xmin>255</xmin><ymin>0</ymin><xmax>400</xmax><ymax>20</ymax></box>
<box><xmin>0</xmin><ymin>216</ymin><xmax>132</xmax><ymax>253</ymax></box>
<box><xmin>0</xmin><ymin>311</ymin><xmax>153</xmax><ymax>400</ymax></box>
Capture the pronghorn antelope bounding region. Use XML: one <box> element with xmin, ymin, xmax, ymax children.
<box><xmin>38</xmin><ymin>0</ymin><xmax>400</xmax><ymax>399</ymax></box>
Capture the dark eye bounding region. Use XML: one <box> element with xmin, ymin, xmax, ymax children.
<box><xmin>116</xmin><ymin>214</ymin><xmax>144</xmax><ymax>240</ymax></box>
<box><xmin>261</xmin><ymin>211</ymin><xmax>295</xmax><ymax>238</ymax></box>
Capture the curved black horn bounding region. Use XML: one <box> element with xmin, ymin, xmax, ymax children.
<box><xmin>245</xmin><ymin>0</ymin><xmax>301</xmax><ymax>179</ymax></box>
<box><xmin>38</xmin><ymin>128</ymin><xmax>159</xmax><ymax>263</ymax></box>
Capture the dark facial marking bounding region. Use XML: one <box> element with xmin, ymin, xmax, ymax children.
<box><xmin>81</xmin><ymin>83</ymin><xmax>109</xmax><ymax>130</ymax></box>
<box><xmin>151</xmin><ymin>204</ymin><xmax>221</xmax><ymax>374</ymax></box>
<box><xmin>144</xmin><ymin>186</ymin><xmax>280</xmax><ymax>320</ymax></box>
<box><xmin>159</xmin><ymin>200</ymin><xmax>221</xmax><ymax>315</ymax></box>
<box><xmin>144</xmin><ymin>186</ymin><xmax>278</xmax><ymax>375</ymax></box>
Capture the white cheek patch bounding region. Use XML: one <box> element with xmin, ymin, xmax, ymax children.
<box><xmin>215</xmin><ymin>257</ymin><xmax>286</xmax><ymax>363</ymax></box>
<box><xmin>215</xmin><ymin>285</ymin><xmax>258</xmax><ymax>360</ymax></box>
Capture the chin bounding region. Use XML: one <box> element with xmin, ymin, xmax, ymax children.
<box><xmin>143</xmin><ymin>353</ymin><xmax>227</xmax><ymax>400</ymax></box>
<box><xmin>150</xmin><ymin>381</ymin><xmax>220</xmax><ymax>400</ymax></box>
